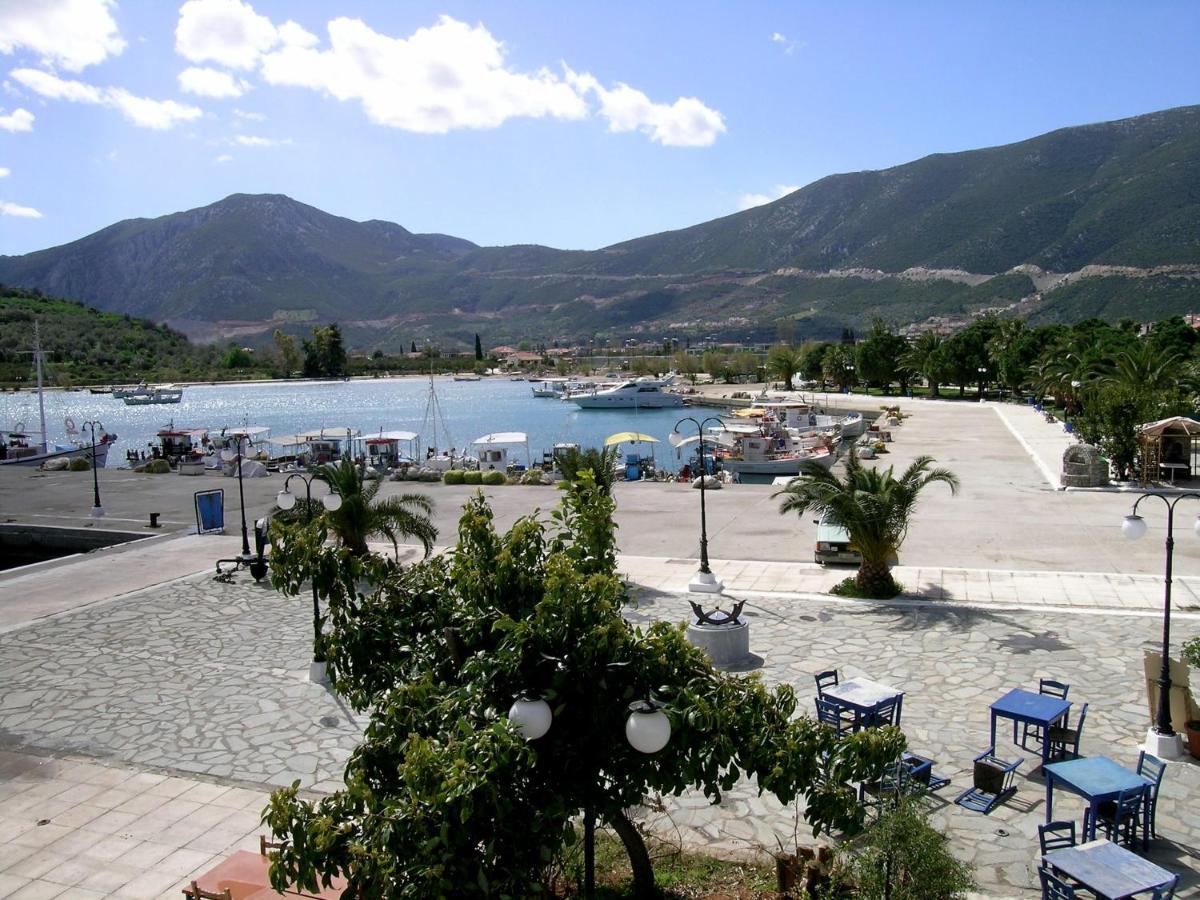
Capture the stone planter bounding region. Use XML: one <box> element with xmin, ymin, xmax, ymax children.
<box><xmin>1187</xmin><ymin>722</ymin><xmax>1200</xmax><ymax>760</ymax></box>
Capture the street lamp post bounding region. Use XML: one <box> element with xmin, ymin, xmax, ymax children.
<box><xmin>509</xmin><ymin>695</ymin><xmax>671</xmax><ymax>899</ymax></box>
<box><xmin>81</xmin><ymin>420</ymin><xmax>104</xmax><ymax>518</ymax></box>
<box><xmin>670</xmin><ymin>416</ymin><xmax>724</xmax><ymax>593</ymax></box>
<box><xmin>1122</xmin><ymin>492</ymin><xmax>1200</xmax><ymax>759</ymax></box>
<box><xmin>220</xmin><ymin>436</ymin><xmax>253</xmax><ymax>560</ymax></box>
<box><xmin>277</xmin><ymin>473</ymin><xmax>343</xmax><ymax>682</ymax></box>
<box><xmin>977</xmin><ymin>366</ymin><xmax>987</xmax><ymax>402</ymax></box>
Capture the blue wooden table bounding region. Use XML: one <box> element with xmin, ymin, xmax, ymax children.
<box><xmin>822</xmin><ymin>678</ymin><xmax>903</xmax><ymax>730</ymax></box>
<box><xmin>1043</xmin><ymin>839</ymin><xmax>1175</xmax><ymax>899</ymax></box>
<box><xmin>990</xmin><ymin>688</ymin><xmax>1070</xmax><ymax>768</ymax></box>
<box><xmin>1044</xmin><ymin>757</ymin><xmax>1153</xmax><ymax>846</ymax></box>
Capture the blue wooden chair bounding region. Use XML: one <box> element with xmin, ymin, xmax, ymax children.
<box><xmin>1047</xmin><ymin>702</ymin><xmax>1088</xmax><ymax>762</ymax></box>
<box><xmin>814</xmin><ymin>696</ymin><xmax>854</xmax><ymax>737</ymax></box>
<box><xmin>868</xmin><ymin>695</ymin><xmax>903</xmax><ymax>729</ymax></box>
<box><xmin>1137</xmin><ymin>750</ymin><xmax>1167</xmax><ymax>839</ymax></box>
<box><xmin>814</xmin><ymin>670</ymin><xmax>839</xmax><ymax>696</ymax></box>
<box><xmin>858</xmin><ymin>754</ymin><xmax>932</xmax><ymax>813</ymax></box>
<box><xmin>1038</xmin><ymin>820</ymin><xmax>1076</xmax><ymax>855</ymax></box>
<box><xmin>1085</xmin><ymin>786</ymin><xmax>1146</xmax><ymax>849</ymax></box>
<box><xmin>954</xmin><ymin>747</ymin><xmax>1022</xmax><ymax>814</ymax></box>
<box><xmin>1018</xmin><ymin>678</ymin><xmax>1070</xmax><ymax>749</ymax></box>
<box><xmin>1038</xmin><ymin>865</ymin><xmax>1078</xmax><ymax>899</ymax></box>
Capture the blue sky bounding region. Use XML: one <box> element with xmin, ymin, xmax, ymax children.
<box><xmin>0</xmin><ymin>0</ymin><xmax>1196</xmax><ymax>256</ymax></box>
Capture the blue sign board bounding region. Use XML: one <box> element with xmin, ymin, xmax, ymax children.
<box><xmin>194</xmin><ymin>489</ymin><xmax>225</xmax><ymax>535</ymax></box>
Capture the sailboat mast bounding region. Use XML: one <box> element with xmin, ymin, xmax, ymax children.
<box><xmin>34</xmin><ymin>321</ymin><xmax>48</xmax><ymax>454</ymax></box>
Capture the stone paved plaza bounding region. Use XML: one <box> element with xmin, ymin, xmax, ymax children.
<box><xmin>1</xmin><ymin>568</ymin><xmax>1199</xmax><ymax>897</ymax></box>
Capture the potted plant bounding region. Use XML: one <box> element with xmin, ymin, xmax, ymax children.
<box><xmin>1181</xmin><ymin>637</ymin><xmax>1200</xmax><ymax>758</ymax></box>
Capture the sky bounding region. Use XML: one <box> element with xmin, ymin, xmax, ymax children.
<box><xmin>0</xmin><ymin>0</ymin><xmax>1196</xmax><ymax>256</ymax></box>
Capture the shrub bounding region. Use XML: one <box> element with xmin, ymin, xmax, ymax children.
<box><xmin>482</xmin><ymin>470</ymin><xmax>506</xmax><ymax>486</ymax></box>
<box><xmin>462</xmin><ymin>470</ymin><xmax>483</xmax><ymax>485</ymax></box>
<box><xmin>521</xmin><ymin>469</ymin><xmax>547</xmax><ymax>485</ymax></box>
<box><xmin>442</xmin><ymin>470</ymin><xmax>465</xmax><ymax>485</ymax></box>
<box><xmin>142</xmin><ymin>458</ymin><xmax>171</xmax><ymax>474</ymax></box>
<box><xmin>68</xmin><ymin>457</ymin><xmax>92</xmax><ymax>471</ymax></box>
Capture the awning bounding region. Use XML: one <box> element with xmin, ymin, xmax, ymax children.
<box><xmin>299</xmin><ymin>428</ymin><xmax>361</xmax><ymax>440</ymax></box>
<box><xmin>214</xmin><ymin>425</ymin><xmax>270</xmax><ymax>439</ymax></box>
<box><xmin>472</xmin><ymin>431</ymin><xmax>528</xmax><ymax>446</ymax></box>
<box><xmin>268</xmin><ymin>434</ymin><xmax>310</xmax><ymax>447</ymax></box>
<box><xmin>604</xmin><ymin>432</ymin><xmax>659</xmax><ymax>446</ymax></box>
<box><xmin>366</xmin><ymin>430</ymin><xmax>419</xmax><ymax>444</ymax></box>
<box><xmin>1138</xmin><ymin>416</ymin><xmax>1200</xmax><ymax>437</ymax></box>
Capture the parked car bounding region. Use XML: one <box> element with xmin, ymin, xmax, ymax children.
<box><xmin>813</xmin><ymin>513</ymin><xmax>861</xmax><ymax>565</ymax></box>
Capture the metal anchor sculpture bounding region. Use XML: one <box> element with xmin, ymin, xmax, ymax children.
<box><xmin>688</xmin><ymin>599</ymin><xmax>746</xmax><ymax>626</ymax></box>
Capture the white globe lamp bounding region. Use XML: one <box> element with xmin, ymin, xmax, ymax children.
<box><xmin>508</xmin><ymin>698</ymin><xmax>552</xmax><ymax>740</ymax></box>
<box><xmin>321</xmin><ymin>492</ymin><xmax>342</xmax><ymax>511</ymax></box>
<box><xmin>276</xmin><ymin>490</ymin><xmax>297</xmax><ymax>510</ymax></box>
<box><xmin>1122</xmin><ymin>514</ymin><xmax>1147</xmax><ymax>541</ymax></box>
<box><xmin>625</xmin><ymin>704</ymin><xmax>671</xmax><ymax>754</ymax></box>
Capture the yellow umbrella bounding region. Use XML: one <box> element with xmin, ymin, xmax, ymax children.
<box><xmin>604</xmin><ymin>432</ymin><xmax>660</xmax><ymax>446</ymax></box>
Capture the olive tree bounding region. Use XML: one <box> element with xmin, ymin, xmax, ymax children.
<box><xmin>264</xmin><ymin>476</ymin><xmax>905</xmax><ymax>897</ymax></box>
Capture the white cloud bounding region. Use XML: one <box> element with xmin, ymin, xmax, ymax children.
<box><xmin>172</xmin><ymin>4</ymin><xmax>724</xmax><ymax>145</ymax></box>
<box><xmin>232</xmin><ymin>107</ymin><xmax>265</xmax><ymax>120</ymax></box>
<box><xmin>0</xmin><ymin>0</ymin><xmax>124</xmax><ymax>72</ymax></box>
<box><xmin>566</xmin><ymin>70</ymin><xmax>725</xmax><ymax>147</ymax></box>
<box><xmin>770</xmin><ymin>32</ymin><xmax>800</xmax><ymax>54</ymax></box>
<box><xmin>105</xmin><ymin>88</ymin><xmax>202</xmax><ymax>129</ymax></box>
<box><xmin>0</xmin><ymin>200</ymin><xmax>41</xmax><ymax>218</ymax></box>
<box><xmin>231</xmin><ymin>134</ymin><xmax>288</xmax><ymax>146</ymax></box>
<box><xmin>260</xmin><ymin>15</ymin><xmax>588</xmax><ymax>133</ymax></box>
<box><xmin>178</xmin><ymin>66</ymin><xmax>248</xmax><ymax>98</ymax></box>
<box><xmin>175</xmin><ymin>0</ymin><xmax>312</xmax><ymax>69</ymax></box>
<box><xmin>214</xmin><ymin>153</ymin><xmax>233</xmax><ymax>163</ymax></box>
<box><xmin>0</xmin><ymin>107</ymin><xmax>33</xmax><ymax>132</ymax></box>
<box><xmin>12</xmin><ymin>68</ymin><xmax>202</xmax><ymax>129</ymax></box>
<box><xmin>738</xmin><ymin>183</ymin><xmax>800</xmax><ymax>211</ymax></box>
<box><xmin>0</xmin><ymin>167</ymin><xmax>9</xmax><ymax>178</ymax></box>
<box><xmin>11</xmin><ymin>67</ymin><xmax>101</xmax><ymax>102</ymax></box>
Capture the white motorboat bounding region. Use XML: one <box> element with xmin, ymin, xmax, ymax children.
<box><xmin>122</xmin><ymin>384</ymin><xmax>183</xmax><ymax>405</ymax></box>
<box><xmin>570</xmin><ymin>378</ymin><xmax>683</xmax><ymax>409</ymax></box>
<box><xmin>453</xmin><ymin>374</ymin><xmax>482</xmax><ymax>381</ymax></box>
<box><xmin>531</xmin><ymin>378</ymin><xmax>573</xmax><ymax>398</ymax></box>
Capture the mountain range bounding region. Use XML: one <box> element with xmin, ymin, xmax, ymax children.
<box><xmin>2</xmin><ymin>104</ymin><xmax>1199</xmax><ymax>350</ymax></box>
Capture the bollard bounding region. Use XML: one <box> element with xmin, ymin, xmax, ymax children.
<box><xmin>148</xmin><ymin>512</ymin><xmax>160</xmax><ymax>528</ymax></box>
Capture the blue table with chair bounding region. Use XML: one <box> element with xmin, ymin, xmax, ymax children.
<box><xmin>990</xmin><ymin>688</ymin><xmax>1071</xmax><ymax>769</ymax></box>
<box><xmin>1042</xmin><ymin>839</ymin><xmax>1177</xmax><ymax>899</ymax></box>
<box><xmin>821</xmin><ymin>677</ymin><xmax>904</xmax><ymax>731</ymax></box>
<box><xmin>1044</xmin><ymin>757</ymin><xmax>1155</xmax><ymax>849</ymax></box>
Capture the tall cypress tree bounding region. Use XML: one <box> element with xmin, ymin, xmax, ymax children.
<box><xmin>474</xmin><ymin>333</ymin><xmax>484</xmax><ymax>360</ymax></box>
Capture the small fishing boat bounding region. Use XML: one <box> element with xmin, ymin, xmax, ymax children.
<box><xmin>123</xmin><ymin>384</ymin><xmax>183</xmax><ymax>405</ymax></box>
<box><xmin>364</xmin><ymin>429</ymin><xmax>419</xmax><ymax>471</ymax></box>
<box><xmin>471</xmin><ymin>432</ymin><xmax>532</xmax><ymax>472</ymax></box>
<box><xmin>453</xmin><ymin>373</ymin><xmax>482</xmax><ymax>381</ymax></box>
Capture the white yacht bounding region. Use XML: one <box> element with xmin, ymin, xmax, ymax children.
<box><xmin>570</xmin><ymin>378</ymin><xmax>683</xmax><ymax>409</ymax></box>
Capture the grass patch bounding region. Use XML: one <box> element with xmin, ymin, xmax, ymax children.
<box><xmin>563</xmin><ymin>830</ymin><xmax>777</xmax><ymax>898</ymax></box>
<box><xmin>829</xmin><ymin>575</ymin><xmax>904</xmax><ymax>600</ymax></box>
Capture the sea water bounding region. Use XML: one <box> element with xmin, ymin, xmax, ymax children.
<box><xmin>0</xmin><ymin>378</ymin><xmax>723</xmax><ymax>469</ymax></box>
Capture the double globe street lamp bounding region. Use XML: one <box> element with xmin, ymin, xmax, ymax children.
<box><xmin>670</xmin><ymin>416</ymin><xmax>724</xmax><ymax>594</ymax></box>
<box><xmin>277</xmin><ymin>473</ymin><xmax>342</xmax><ymax>683</ymax></box>
<box><xmin>1122</xmin><ymin>491</ymin><xmax>1200</xmax><ymax>759</ymax></box>
<box><xmin>508</xmin><ymin>695</ymin><xmax>671</xmax><ymax>898</ymax></box>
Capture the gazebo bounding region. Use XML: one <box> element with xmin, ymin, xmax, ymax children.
<box><xmin>1137</xmin><ymin>416</ymin><xmax>1200</xmax><ymax>483</ymax></box>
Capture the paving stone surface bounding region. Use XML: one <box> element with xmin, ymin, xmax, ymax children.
<box><xmin>1</xmin><ymin>571</ymin><xmax>1199</xmax><ymax>897</ymax></box>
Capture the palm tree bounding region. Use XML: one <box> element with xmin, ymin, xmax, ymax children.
<box><xmin>899</xmin><ymin>332</ymin><xmax>943</xmax><ymax>397</ymax></box>
<box><xmin>766</xmin><ymin>344</ymin><xmax>804</xmax><ymax>390</ymax></box>
<box><xmin>775</xmin><ymin>451</ymin><xmax>959</xmax><ymax>597</ymax></box>
<box><xmin>314</xmin><ymin>457</ymin><xmax>437</xmax><ymax>558</ymax></box>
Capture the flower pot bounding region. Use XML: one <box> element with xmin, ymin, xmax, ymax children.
<box><xmin>1187</xmin><ymin>721</ymin><xmax>1200</xmax><ymax>760</ymax></box>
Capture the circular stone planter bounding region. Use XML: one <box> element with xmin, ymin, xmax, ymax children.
<box><xmin>685</xmin><ymin>621</ymin><xmax>753</xmax><ymax>670</ymax></box>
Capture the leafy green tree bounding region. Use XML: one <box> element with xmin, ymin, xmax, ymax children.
<box><xmin>822</xmin><ymin>344</ymin><xmax>856</xmax><ymax>391</ymax></box>
<box><xmin>701</xmin><ymin>349</ymin><xmax>731</xmax><ymax>382</ymax></box>
<box><xmin>776</xmin><ymin>451</ymin><xmax>959</xmax><ymax>597</ymax></box>
<box><xmin>800</xmin><ymin>341</ymin><xmax>832</xmax><ymax>387</ymax></box>
<box><xmin>899</xmin><ymin>332</ymin><xmax>944</xmax><ymax>397</ymax></box>
<box><xmin>221</xmin><ymin>345</ymin><xmax>254</xmax><ymax>369</ymax></box>
<box><xmin>855</xmin><ymin>319</ymin><xmax>907</xmax><ymax>393</ymax></box>
<box><xmin>671</xmin><ymin>350</ymin><xmax>700</xmax><ymax>383</ymax></box>
<box><xmin>311</xmin><ymin>457</ymin><xmax>437</xmax><ymax>558</ymax></box>
<box><xmin>273</xmin><ymin>329</ymin><xmax>301</xmax><ymax>377</ymax></box>
<box><xmin>766</xmin><ymin>344</ymin><xmax>804</xmax><ymax>390</ymax></box>
<box><xmin>263</xmin><ymin>484</ymin><xmax>906</xmax><ymax>898</ymax></box>
<box><xmin>1147</xmin><ymin>315</ymin><xmax>1199</xmax><ymax>360</ymax></box>
<box><xmin>828</xmin><ymin>800</ymin><xmax>974</xmax><ymax>899</ymax></box>
<box><xmin>302</xmin><ymin>325</ymin><xmax>348</xmax><ymax>378</ymax></box>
